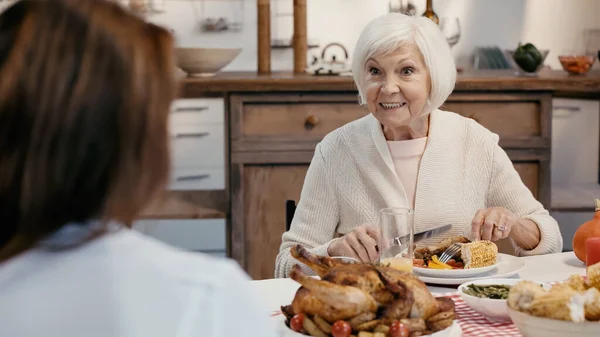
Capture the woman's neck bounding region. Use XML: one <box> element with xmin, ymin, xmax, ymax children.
<box><xmin>383</xmin><ymin>114</ymin><xmax>430</xmax><ymax>141</ymax></box>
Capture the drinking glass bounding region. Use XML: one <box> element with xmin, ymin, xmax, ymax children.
<box><xmin>378</xmin><ymin>207</ymin><xmax>414</xmax><ymax>273</ymax></box>
<box><xmin>439</xmin><ymin>17</ymin><xmax>461</xmax><ymax>49</ymax></box>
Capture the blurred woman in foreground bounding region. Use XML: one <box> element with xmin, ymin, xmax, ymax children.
<box><xmin>0</xmin><ymin>1</ymin><xmax>276</xmax><ymax>336</ymax></box>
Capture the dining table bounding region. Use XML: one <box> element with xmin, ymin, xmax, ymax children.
<box><xmin>250</xmin><ymin>252</ymin><xmax>587</xmax><ymax>337</ymax></box>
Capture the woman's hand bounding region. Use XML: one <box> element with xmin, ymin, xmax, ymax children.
<box><xmin>471</xmin><ymin>207</ymin><xmax>518</xmax><ymax>242</ymax></box>
<box><xmin>327</xmin><ymin>224</ymin><xmax>380</xmax><ymax>262</ymax></box>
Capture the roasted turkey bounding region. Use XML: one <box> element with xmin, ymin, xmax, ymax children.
<box><xmin>285</xmin><ymin>244</ymin><xmax>455</xmax><ymax>332</ymax></box>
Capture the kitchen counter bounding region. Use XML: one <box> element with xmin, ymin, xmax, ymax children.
<box><xmin>182</xmin><ymin>69</ymin><xmax>600</xmax><ymax>99</ymax></box>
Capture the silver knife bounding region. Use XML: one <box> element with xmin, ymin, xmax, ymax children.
<box><xmin>391</xmin><ymin>224</ymin><xmax>452</xmax><ymax>246</ymax></box>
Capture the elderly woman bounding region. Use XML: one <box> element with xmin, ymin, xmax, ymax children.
<box><xmin>275</xmin><ymin>13</ymin><xmax>562</xmax><ymax>278</ymax></box>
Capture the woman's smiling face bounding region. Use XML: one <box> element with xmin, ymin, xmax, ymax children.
<box><xmin>363</xmin><ymin>43</ymin><xmax>431</xmax><ymax>131</ymax></box>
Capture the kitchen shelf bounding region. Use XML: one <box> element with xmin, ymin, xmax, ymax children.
<box><xmin>551</xmin><ymin>184</ymin><xmax>600</xmax><ymax>212</ymax></box>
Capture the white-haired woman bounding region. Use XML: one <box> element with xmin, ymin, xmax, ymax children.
<box><xmin>274</xmin><ymin>13</ymin><xmax>562</xmax><ymax>278</ymax></box>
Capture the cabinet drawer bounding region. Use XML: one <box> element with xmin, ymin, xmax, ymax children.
<box><xmin>239</xmin><ymin>101</ymin><xmax>368</xmax><ymax>140</ymax></box>
<box><xmin>170</xmin><ymin>123</ymin><xmax>224</xmax><ymax>168</ymax></box>
<box><xmin>443</xmin><ymin>94</ymin><xmax>550</xmax><ymax>145</ymax></box>
<box><xmin>169</xmin><ymin>167</ymin><xmax>225</xmax><ymax>190</ymax></box>
<box><xmin>133</xmin><ymin>219</ymin><xmax>226</xmax><ymax>252</ymax></box>
<box><xmin>170</xmin><ymin>98</ymin><xmax>224</xmax><ymax>125</ymax></box>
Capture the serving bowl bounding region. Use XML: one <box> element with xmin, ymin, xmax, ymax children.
<box><xmin>508</xmin><ymin>306</ymin><xmax>600</xmax><ymax>337</ymax></box>
<box><xmin>505</xmin><ymin>49</ymin><xmax>549</xmax><ymax>76</ymax></box>
<box><xmin>558</xmin><ymin>55</ymin><xmax>597</xmax><ymax>75</ymax></box>
<box><xmin>175</xmin><ymin>47</ymin><xmax>241</xmax><ymax>77</ymax></box>
<box><xmin>458</xmin><ymin>278</ymin><xmax>551</xmax><ymax>321</ymax></box>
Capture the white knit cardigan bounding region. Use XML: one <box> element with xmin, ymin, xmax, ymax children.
<box><xmin>275</xmin><ymin>110</ymin><xmax>563</xmax><ymax>278</ymax></box>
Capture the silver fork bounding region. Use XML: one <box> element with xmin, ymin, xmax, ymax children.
<box><xmin>438</xmin><ymin>243</ymin><xmax>463</xmax><ymax>263</ymax></box>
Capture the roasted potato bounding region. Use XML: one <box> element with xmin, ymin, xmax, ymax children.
<box><xmin>373</xmin><ymin>324</ymin><xmax>390</xmax><ymax>334</ymax></box>
<box><xmin>313</xmin><ymin>315</ymin><xmax>332</xmax><ymax>334</ymax></box>
<box><xmin>302</xmin><ymin>315</ymin><xmax>328</xmax><ymax>337</ymax></box>
<box><xmin>349</xmin><ymin>312</ymin><xmax>377</xmax><ymax>328</ymax></box>
<box><xmin>427</xmin><ymin>311</ymin><xmax>455</xmax><ymax>322</ymax></box>
<box><xmin>400</xmin><ymin>318</ymin><xmax>427</xmax><ymax>332</ymax></box>
<box><xmin>427</xmin><ymin>318</ymin><xmax>454</xmax><ymax>332</ymax></box>
<box><xmin>355</xmin><ymin>319</ymin><xmax>381</xmax><ymax>331</ymax></box>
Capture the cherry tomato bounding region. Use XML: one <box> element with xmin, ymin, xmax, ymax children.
<box><xmin>290</xmin><ymin>313</ymin><xmax>304</xmax><ymax>332</ymax></box>
<box><xmin>331</xmin><ymin>320</ymin><xmax>352</xmax><ymax>337</ymax></box>
<box><xmin>389</xmin><ymin>321</ymin><xmax>410</xmax><ymax>337</ymax></box>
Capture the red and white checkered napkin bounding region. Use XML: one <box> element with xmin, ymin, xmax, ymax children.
<box><xmin>437</xmin><ymin>292</ymin><xmax>522</xmax><ymax>337</ymax></box>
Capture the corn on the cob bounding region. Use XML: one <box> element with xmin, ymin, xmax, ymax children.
<box><xmin>587</xmin><ymin>261</ymin><xmax>600</xmax><ymax>291</ymax></box>
<box><xmin>460</xmin><ymin>240</ymin><xmax>497</xmax><ymax>269</ymax></box>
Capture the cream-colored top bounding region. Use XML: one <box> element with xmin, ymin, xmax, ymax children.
<box><xmin>387</xmin><ymin>137</ymin><xmax>428</xmax><ymax>209</ymax></box>
<box><xmin>275</xmin><ymin>110</ymin><xmax>563</xmax><ymax>278</ymax></box>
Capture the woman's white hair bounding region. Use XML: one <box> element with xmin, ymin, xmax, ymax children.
<box><xmin>351</xmin><ymin>13</ymin><xmax>456</xmax><ymax>114</ymax></box>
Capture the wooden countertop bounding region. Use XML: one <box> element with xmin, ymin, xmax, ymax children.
<box><xmin>181</xmin><ymin>69</ymin><xmax>600</xmax><ymax>99</ymax></box>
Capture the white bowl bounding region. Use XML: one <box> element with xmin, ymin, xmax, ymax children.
<box><xmin>458</xmin><ymin>278</ymin><xmax>551</xmax><ymax>322</ymax></box>
<box><xmin>175</xmin><ymin>47</ymin><xmax>241</xmax><ymax>77</ymax></box>
<box><xmin>508</xmin><ymin>306</ymin><xmax>600</xmax><ymax>337</ymax></box>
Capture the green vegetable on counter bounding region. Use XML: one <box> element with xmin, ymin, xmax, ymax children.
<box><xmin>463</xmin><ymin>284</ymin><xmax>512</xmax><ymax>300</ymax></box>
<box><xmin>513</xmin><ymin>42</ymin><xmax>543</xmax><ymax>73</ymax></box>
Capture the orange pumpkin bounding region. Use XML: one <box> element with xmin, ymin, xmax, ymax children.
<box><xmin>573</xmin><ymin>199</ymin><xmax>600</xmax><ymax>263</ymax></box>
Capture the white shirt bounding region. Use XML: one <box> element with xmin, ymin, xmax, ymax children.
<box><xmin>0</xmin><ymin>228</ymin><xmax>277</xmax><ymax>337</ymax></box>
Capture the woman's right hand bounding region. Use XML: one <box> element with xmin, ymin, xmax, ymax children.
<box><xmin>327</xmin><ymin>224</ymin><xmax>380</xmax><ymax>262</ymax></box>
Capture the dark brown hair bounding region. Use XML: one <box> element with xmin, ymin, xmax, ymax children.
<box><xmin>0</xmin><ymin>0</ymin><xmax>177</xmax><ymax>260</ymax></box>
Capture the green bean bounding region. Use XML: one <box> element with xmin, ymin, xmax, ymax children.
<box><xmin>463</xmin><ymin>284</ymin><xmax>511</xmax><ymax>299</ymax></box>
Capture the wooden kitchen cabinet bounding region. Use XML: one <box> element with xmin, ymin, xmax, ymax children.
<box><xmin>230</xmin><ymin>91</ymin><xmax>551</xmax><ymax>280</ymax></box>
<box><xmin>232</xmin><ymin>164</ymin><xmax>308</xmax><ymax>280</ymax></box>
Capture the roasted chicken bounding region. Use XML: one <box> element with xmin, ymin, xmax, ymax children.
<box><xmin>290</xmin><ymin>265</ymin><xmax>378</xmax><ymax>322</ymax></box>
<box><xmin>291</xmin><ymin>245</ymin><xmax>394</xmax><ymax>304</ymax></box>
<box><xmin>285</xmin><ymin>244</ymin><xmax>455</xmax><ymax>335</ymax></box>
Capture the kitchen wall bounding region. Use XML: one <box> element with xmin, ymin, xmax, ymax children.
<box><xmin>141</xmin><ymin>0</ymin><xmax>600</xmax><ymax>71</ymax></box>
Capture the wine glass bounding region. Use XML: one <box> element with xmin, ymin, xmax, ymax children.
<box><xmin>377</xmin><ymin>207</ymin><xmax>414</xmax><ymax>273</ymax></box>
<box><xmin>439</xmin><ymin>17</ymin><xmax>461</xmax><ymax>48</ymax></box>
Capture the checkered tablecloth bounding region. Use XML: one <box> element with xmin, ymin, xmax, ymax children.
<box><xmin>437</xmin><ymin>292</ymin><xmax>521</xmax><ymax>337</ymax></box>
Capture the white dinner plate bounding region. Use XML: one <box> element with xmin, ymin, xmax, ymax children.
<box><xmin>414</xmin><ymin>260</ymin><xmax>497</xmax><ymax>278</ymax></box>
<box><xmin>417</xmin><ymin>254</ymin><xmax>526</xmax><ymax>286</ymax></box>
<box><xmin>274</xmin><ymin>313</ymin><xmax>463</xmax><ymax>337</ymax></box>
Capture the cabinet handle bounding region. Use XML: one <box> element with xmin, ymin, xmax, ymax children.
<box><xmin>173</xmin><ymin>106</ymin><xmax>209</xmax><ymax>113</ymax></box>
<box><xmin>304</xmin><ymin>115</ymin><xmax>320</xmax><ymax>128</ymax></box>
<box><xmin>176</xmin><ymin>174</ymin><xmax>210</xmax><ymax>181</ymax></box>
<box><xmin>553</xmin><ymin>106</ymin><xmax>581</xmax><ymax>112</ymax></box>
<box><xmin>174</xmin><ymin>132</ymin><xmax>210</xmax><ymax>139</ymax></box>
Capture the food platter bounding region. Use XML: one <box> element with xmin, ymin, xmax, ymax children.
<box><xmin>279</xmin><ymin>244</ymin><xmax>462</xmax><ymax>337</ymax></box>
<box><xmin>417</xmin><ymin>254</ymin><xmax>526</xmax><ymax>286</ymax></box>
<box><xmin>275</xmin><ymin>314</ymin><xmax>463</xmax><ymax>337</ymax></box>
